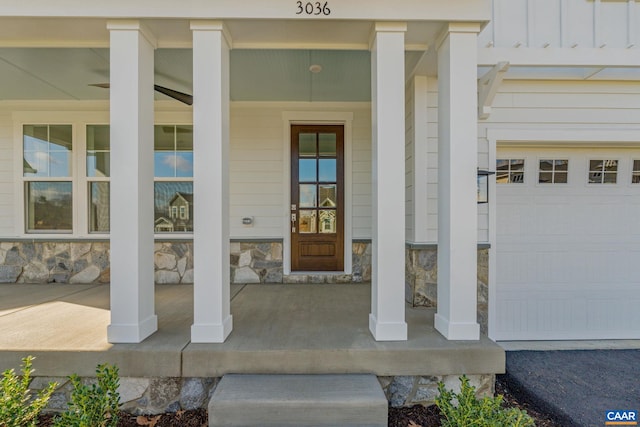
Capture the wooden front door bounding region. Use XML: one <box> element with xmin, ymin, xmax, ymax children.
<box><xmin>291</xmin><ymin>125</ymin><xmax>344</xmax><ymax>271</ymax></box>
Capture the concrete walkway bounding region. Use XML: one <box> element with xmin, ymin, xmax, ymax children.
<box><xmin>501</xmin><ymin>349</ymin><xmax>640</xmax><ymax>427</ymax></box>
<box><xmin>0</xmin><ymin>283</ymin><xmax>504</xmax><ymax>378</ymax></box>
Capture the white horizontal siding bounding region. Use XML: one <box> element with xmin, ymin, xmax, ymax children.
<box><xmin>404</xmin><ymin>82</ymin><xmax>415</xmax><ymax>242</ymax></box>
<box><xmin>230</xmin><ymin>102</ymin><xmax>372</xmax><ymax>239</ymax></box>
<box><xmin>0</xmin><ymin>112</ymin><xmax>14</xmax><ymax>235</ymax></box>
<box><xmin>351</xmin><ymin>108</ymin><xmax>372</xmax><ymax>239</ymax></box>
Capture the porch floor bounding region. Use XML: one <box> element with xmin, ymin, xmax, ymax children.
<box><xmin>0</xmin><ymin>283</ymin><xmax>504</xmax><ymax>378</ymax></box>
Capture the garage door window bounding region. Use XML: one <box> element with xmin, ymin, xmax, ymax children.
<box><xmin>539</xmin><ymin>159</ymin><xmax>568</xmax><ymax>184</ymax></box>
<box><xmin>496</xmin><ymin>159</ymin><xmax>524</xmax><ymax>184</ymax></box>
<box><xmin>588</xmin><ymin>160</ymin><xmax>618</xmax><ymax>184</ymax></box>
<box><xmin>632</xmin><ymin>160</ymin><xmax>640</xmax><ymax>184</ymax></box>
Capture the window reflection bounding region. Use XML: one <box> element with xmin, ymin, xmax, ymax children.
<box><xmin>496</xmin><ymin>159</ymin><xmax>525</xmax><ymax>184</ymax></box>
<box><xmin>299</xmin><ymin>159</ymin><xmax>317</xmax><ymax>182</ymax></box>
<box><xmin>588</xmin><ymin>159</ymin><xmax>617</xmax><ymax>184</ymax></box>
<box><xmin>319</xmin><ymin>133</ymin><xmax>336</xmax><ymax>156</ymax></box>
<box><xmin>154</xmin><ymin>182</ymin><xmax>193</xmax><ymax>232</ymax></box>
<box><xmin>154</xmin><ymin>125</ymin><xmax>193</xmax><ymax>177</ymax></box>
<box><xmin>318</xmin><ymin>159</ymin><xmax>336</xmax><ymax>182</ymax></box>
<box><xmin>299</xmin><ymin>133</ymin><xmax>316</xmax><ymax>157</ymax></box>
<box><xmin>89</xmin><ymin>182</ymin><xmax>110</xmax><ymax>233</ymax></box>
<box><xmin>319</xmin><ymin>210</ymin><xmax>336</xmax><ymax>233</ymax></box>
<box><xmin>539</xmin><ymin>159</ymin><xmax>568</xmax><ymax>184</ymax></box>
<box><xmin>299</xmin><ymin>210</ymin><xmax>317</xmax><ymax>233</ymax></box>
<box><xmin>26</xmin><ymin>182</ymin><xmax>73</xmax><ymax>232</ymax></box>
<box><xmin>299</xmin><ymin>184</ymin><xmax>317</xmax><ymax>207</ymax></box>
<box><xmin>319</xmin><ymin>185</ymin><xmax>337</xmax><ymax>207</ymax></box>
<box><xmin>23</xmin><ymin>125</ymin><xmax>73</xmax><ymax>177</ymax></box>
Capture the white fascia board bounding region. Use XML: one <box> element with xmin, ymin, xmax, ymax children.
<box><xmin>0</xmin><ymin>0</ymin><xmax>490</xmax><ymax>21</ymax></box>
<box><xmin>479</xmin><ymin>48</ymin><xmax>640</xmax><ymax>68</ymax></box>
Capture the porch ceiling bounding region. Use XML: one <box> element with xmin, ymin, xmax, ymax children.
<box><xmin>0</xmin><ymin>47</ymin><xmax>429</xmax><ymax>103</ymax></box>
<box><xmin>0</xmin><ymin>16</ymin><xmax>444</xmax><ymax>103</ymax></box>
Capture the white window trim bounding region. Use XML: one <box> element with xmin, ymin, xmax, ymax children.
<box><xmin>12</xmin><ymin>112</ymin><xmax>110</xmax><ymax>239</ymax></box>
<box><xmin>12</xmin><ymin>112</ymin><xmax>196</xmax><ymax>239</ymax></box>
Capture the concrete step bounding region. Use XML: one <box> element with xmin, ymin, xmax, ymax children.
<box><xmin>208</xmin><ymin>374</ymin><xmax>388</xmax><ymax>427</ymax></box>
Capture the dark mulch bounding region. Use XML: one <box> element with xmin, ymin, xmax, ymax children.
<box><xmin>388</xmin><ymin>404</ymin><xmax>442</xmax><ymax>427</ymax></box>
<box><xmin>36</xmin><ymin>378</ymin><xmax>561</xmax><ymax>427</ymax></box>
<box><xmin>37</xmin><ymin>409</ymin><xmax>208</xmax><ymax>427</ymax></box>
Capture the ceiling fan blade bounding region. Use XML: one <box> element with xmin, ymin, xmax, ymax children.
<box><xmin>89</xmin><ymin>83</ymin><xmax>193</xmax><ymax>106</ymax></box>
<box><xmin>153</xmin><ymin>85</ymin><xmax>193</xmax><ymax>106</ymax></box>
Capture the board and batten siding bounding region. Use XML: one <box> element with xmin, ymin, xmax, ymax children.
<box><xmin>479</xmin><ymin>0</ymin><xmax>639</xmax><ymax>49</ymax></box>
<box><xmin>0</xmin><ymin>112</ymin><xmax>14</xmax><ymax>236</ymax></box>
<box><xmin>229</xmin><ymin>102</ymin><xmax>372</xmax><ymax>240</ymax></box>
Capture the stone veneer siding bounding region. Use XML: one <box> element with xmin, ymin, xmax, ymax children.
<box><xmin>0</xmin><ymin>239</ymin><xmax>489</xmax><ymax>333</ymax></box>
<box><xmin>29</xmin><ymin>373</ymin><xmax>494</xmax><ymax>415</ymax></box>
<box><xmin>0</xmin><ymin>239</ymin><xmax>372</xmax><ymax>285</ymax></box>
<box><xmin>405</xmin><ymin>245</ymin><xmax>490</xmax><ymax>335</ymax></box>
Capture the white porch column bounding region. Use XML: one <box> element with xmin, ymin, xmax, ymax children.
<box><xmin>107</xmin><ymin>21</ymin><xmax>157</xmax><ymax>343</ymax></box>
<box><xmin>435</xmin><ymin>23</ymin><xmax>482</xmax><ymax>340</ymax></box>
<box><xmin>190</xmin><ymin>20</ymin><xmax>233</xmax><ymax>343</ymax></box>
<box><xmin>369</xmin><ymin>22</ymin><xmax>408</xmax><ymax>341</ymax></box>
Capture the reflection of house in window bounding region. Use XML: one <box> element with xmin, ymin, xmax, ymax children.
<box><xmin>154</xmin><ymin>217</ymin><xmax>174</xmax><ymax>232</ymax></box>
<box><xmin>154</xmin><ymin>191</ymin><xmax>193</xmax><ymax>232</ymax></box>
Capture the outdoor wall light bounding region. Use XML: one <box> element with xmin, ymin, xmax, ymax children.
<box><xmin>477</xmin><ymin>170</ymin><xmax>495</xmax><ymax>204</ymax></box>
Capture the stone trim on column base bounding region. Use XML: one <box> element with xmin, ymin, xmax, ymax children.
<box><xmin>191</xmin><ymin>315</ymin><xmax>233</xmax><ymax>343</ymax></box>
<box><xmin>434</xmin><ymin>313</ymin><xmax>479</xmax><ymax>341</ymax></box>
<box><xmin>369</xmin><ymin>313</ymin><xmax>408</xmax><ymax>341</ymax></box>
<box><xmin>107</xmin><ymin>314</ymin><xmax>158</xmax><ymax>343</ymax></box>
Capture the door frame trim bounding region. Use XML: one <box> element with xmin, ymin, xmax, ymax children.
<box><xmin>282</xmin><ymin>111</ymin><xmax>354</xmax><ymax>275</ymax></box>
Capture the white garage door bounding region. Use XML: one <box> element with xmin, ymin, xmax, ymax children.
<box><xmin>495</xmin><ymin>147</ymin><xmax>640</xmax><ymax>340</ymax></box>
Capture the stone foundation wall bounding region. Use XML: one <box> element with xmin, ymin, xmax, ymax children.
<box><xmin>380</xmin><ymin>374</ymin><xmax>495</xmax><ymax>408</ymax></box>
<box><xmin>0</xmin><ymin>240</ymin><xmax>373</xmax><ymax>285</ymax></box>
<box><xmin>230</xmin><ymin>240</ymin><xmax>372</xmax><ymax>284</ymax></box>
<box><xmin>405</xmin><ymin>246</ymin><xmax>490</xmax><ymax>335</ymax></box>
<box><xmin>31</xmin><ymin>373</ymin><xmax>494</xmax><ymax>414</ymax></box>
<box><xmin>0</xmin><ymin>242</ymin><xmax>111</xmax><ymax>284</ymax></box>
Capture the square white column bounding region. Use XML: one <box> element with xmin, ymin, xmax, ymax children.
<box><xmin>435</xmin><ymin>23</ymin><xmax>482</xmax><ymax>341</ymax></box>
<box><xmin>107</xmin><ymin>21</ymin><xmax>158</xmax><ymax>343</ymax></box>
<box><xmin>190</xmin><ymin>21</ymin><xmax>233</xmax><ymax>343</ymax></box>
<box><xmin>369</xmin><ymin>22</ymin><xmax>408</xmax><ymax>341</ymax></box>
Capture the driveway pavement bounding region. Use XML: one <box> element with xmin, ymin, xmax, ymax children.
<box><xmin>500</xmin><ymin>350</ymin><xmax>640</xmax><ymax>427</ymax></box>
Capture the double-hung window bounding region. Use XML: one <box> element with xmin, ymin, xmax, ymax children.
<box><xmin>86</xmin><ymin>125</ymin><xmax>110</xmax><ymax>233</ymax></box>
<box><xmin>153</xmin><ymin>125</ymin><xmax>194</xmax><ymax>233</ymax></box>
<box><xmin>23</xmin><ymin>125</ymin><xmax>73</xmax><ymax>233</ymax></box>
<box><xmin>632</xmin><ymin>160</ymin><xmax>640</xmax><ymax>184</ymax></box>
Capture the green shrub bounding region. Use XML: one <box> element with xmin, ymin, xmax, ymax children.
<box><xmin>0</xmin><ymin>356</ymin><xmax>57</xmax><ymax>427</ymax></box>
<box><xmin>435</xmin><ymin>375</ymin><xmax>535</xmax><ymax>427</ymax></box>
<box><xmin>53</xmin><ymin>363</ymin><xmax>120</xmax><ymax>427</ymax></box>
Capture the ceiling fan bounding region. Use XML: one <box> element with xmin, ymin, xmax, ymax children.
<box><xmin>89</xmin><ymin>83</ymin><xmax>193</xmax><ymax>105</ymax></box>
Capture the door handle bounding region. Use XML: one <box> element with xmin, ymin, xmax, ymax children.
<box><xmin>291</xmin><ymin>213</ymin><xmax>297</xmax><ymax>223</ymax></box>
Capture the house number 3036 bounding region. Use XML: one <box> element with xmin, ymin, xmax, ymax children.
<box><xmin>296</xmin><ymin>1</ymin><xmax>331</xmax><ymax>16</ymax></box>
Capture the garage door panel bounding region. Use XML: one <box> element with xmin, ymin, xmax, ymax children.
<box><xmin>532</xmin><ymin>202</ymin><xmax>570</xmax><ymax>236</ymax></box>
<box><xmin>496</xmin><ymin>203</ymin><xmax>531</xmax><ymax>236</ymax></box>
<box><xmin>495</xmin><ymin>148</ymin><xmax>640</xmax><ymax>340</ymax></box>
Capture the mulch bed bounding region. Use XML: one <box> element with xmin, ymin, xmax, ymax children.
<box><xmin>37</xmin><ymin>378</ymin><xmax>562</xmax><ymax>427</ymax></box>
